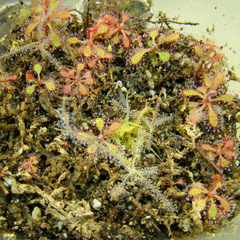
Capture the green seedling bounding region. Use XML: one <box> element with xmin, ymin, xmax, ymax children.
<box><xmin>130</xmin><ymin>30</ymin><xmax>180</xmax><ymax>65</ymax></box>
<box><xmin>26</xmin><ymin>63</ymin><xmax>57</xmax><ymax>95</ymax></box>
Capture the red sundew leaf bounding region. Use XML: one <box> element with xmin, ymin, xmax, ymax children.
<box><xmin>59</xmin><ymin>69</ymin><xmax>73</xmax><ymax>79</ymax></box>
<box><xmin>207</xmin><ymin>104</ymin><xmax>218</xmax><ymax>127</ymax></box>
<box><xmin>212</xmin><ymin>174</ymin><xmax>222</xmax><ymax>189</ymax></box>
<box><xmin>208</xmin><ymin>202</ymin><xmax>218</xmax><ymax>219</ymax></box>
<box><xmin>95</xmin><ymin>24</ymin><xmax>109</xmax><ymax>35</ymax></box>
<box><xmin>51</xmin><ymin>9</ymin><xmax>71</xmax><ymax>20</ymax></box>
<box><xmin>82</xmin><ymin>71</ymin><xmax>94</xmax><ymax>86</ymax></box>
<box><xmin>122</xmin><ymin>33</ymin><xmax>130</xmax><ymax>48</ymax></box>
<box><xmin>87</xmin><ymin>58</ymin><xmax>98</xmax><ymax>69</ymax></box>
<box><xmin>103</xmin><ymin>13</ymin><xmax>119</xmax><ymax>25</ymax></box>
<box><xmin>78</xmin><ymin>83</ymin><xmax>89</xmax><ymax>96</ymax></box>
<box><xmin>26</xmin><ymin>71</ymin><xmax>37</xmax><ymax>82</ymax></box>
<box><xmin>121</xmin><ymin>13</ymin><xmax>130</xmax><ymax>23</ymax></box>
<box><xmin>103</xmin><ymin>122</ymin><xmax>122</xmax><ymax>137</ymax></box>
<box><xmin>130</xmin><ymin>48</ymin><xmax>150</xmax><ymax>65</ymax></box>
<box><xmin>5</xmin><ymin>74</ymin><xmax>18</xmax><ymax>82</ymax></box>
<box><xmin>224</xmin><ymin>139</ymin><xmax>235</xmax><ymax>150</ymax></box>
<box><xmin>82</xmin><ymin>44</ymin><xmax>93</xmax><ymax>58</ymax></box>
<box><xmin>211</xmin><ymin>71</ymin><xmax>225</xmax><ymax>90</ymax></box>
<box><xmin>212</xmin><ymin>94</ymin><xmax>234</xmax><ymax>103</ymax></box>
<box><xmin>110</xmin><ymin>34</ymin><xmax>119</xmax><ymax>45</ymax></box>
<box><xmin>159</xmin><ymin>32</ymin><xmax>180</xmax><ymax>44</ymax></box>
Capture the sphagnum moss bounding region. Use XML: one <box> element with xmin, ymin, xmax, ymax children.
<box><xmin>0</xmin><ymin>0</ymin><xmax>239</xmax><ymax>239</ymax></box>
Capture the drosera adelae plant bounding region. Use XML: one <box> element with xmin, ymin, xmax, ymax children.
<box><xmin>58</xmin><ymin>97</ymin><xmax>176</xmax><ymax>212</ymax></box>
<box><xmin>182</xmin><ymin>71</ymin><xmax>234</xmax><ymax>127</ymax></box>
<box><xmin>188</xmin><ymin>174</ymin><xmax>233</xmax><ymax>221</ymax></box>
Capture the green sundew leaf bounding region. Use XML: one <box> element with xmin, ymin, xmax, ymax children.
<box><xmin>218</xmin><ymin>197</ymin><xmax>231</xmax><ymax>212</ymax></box>
<box><xmin>182</xmin><ymin>68</ymin><xmax>191</xmax><ymax>75</ymax></box>
<box><xmin>117</xmin><ymin>123</ymin><xmax>135</xmax><ymax>137</ymax></box>
<box><xmin>51</xmin><ymin>31</ymin><xmax>61</xmax><ymax>47</ymax></box>
<box><xmin>208</xmin><ymin>202</ymin><xmax>218</xmax><ymax>219</ymax></box>
<box><xmin>0</xmin><ymin>106</ymin><xmax>6</xmax><ymax>115</ymax></box>
<box><xmin>203</xmin><ymin>73</ymin><xmax>212</xmax><ymax>88</ymax></box>
<box><xmin>108</xmin><ymin>44</ymin><xmax>112</xmax><ymax>52</ymax></box>
<box><xmin>182</xmin><ymin>89</ymin><xmax>201</xmax><ymax>97</ymax></box>
<box><xmin>96</xmin><ymin>24</ymin><xmax>109</xmax><ymax>35</ymax></box>
<box><xmin>44</xmin><ymin>81</ymin><xmax>56</xmax><ymax>91</ymax></box>
<box><xmin>148</xmin><ymin>29</ymin><xmax>159</xmax><ymax>41</ymax></box>
<box><xmin>130</xmin><ymin>48</ymin><xmax>149</xmax><ymax>65</ymax></box>
<box><xmin>67</xmin><ymin>37</ymin><xmax>81</xmax><ymax>44</ymax></box>
<box><xmin>82</xmin><ymin>45</ymin><xmax>93</xmax><ymax>58</ymax></box>
<box><xmin>87</xmin><ymin>144</ymin><xmax>97</xmax><ymax>154</ymax></box>
<box><xmin>194</xmin><ymin>45</ymin><xmax>203</xmax><ymax>57</ymax></box>
<box><xmin>96</xmin><ymin>118</ymin><xmax>104</xmax><ymax>133</ymax></box>
<box><xmin>212</xmin><ymin>94</ymin><xmax>234</xmax><ymax>103</ymax></box>
<box><xmin>219</xmin><ymin>156</ymin><xmax>229</xmax><ymax>168</ymax></box>
<box><xmin>6</xmin><ymin>94</ymin><xmax>13</xmax><ymax>100</ymax></box>
<box><xmin>211</xmin><ymin>71</ymin><xmax>225</xmax><ymax>90</ymax></box>
<box><xmin>158</xmin><ymin>51</ymin><xmax>170</xmax><ymax>62</ymax></box>
<box><xmin>26</xmin><ymin>85</ymin><xmax>36</xmax><ymax>95</ymax></box>
<box><xmin>208</xmin><ymin>104</ymin><xmax>218</xmax><ymax>127</ymax></box>
<box><xmin>50</xmin><ymin>0</ymin><xmax>59</xmax><ymax>11</ymax></box>
<box><xmin>34</xmin><ymin>64</ymin><xmax>42</xmax><ymax>75</ymax></box>
<box><xmin>20</xmin><ymin>9</ymin><xmax>28</xmax><ymax>15</ymax></box>
<box><xmin>197</xmin><ymin>198</ymin><xmax>207</xmax><ymax>211</ymax></box>
<box><xmin>199</xmin><ymin>143</ymin><xmax>215</xmax><ymax>152</ymax></box>
<box><xmin>159</xmin><ymin>32</ymin><xmax>180</xmax><ymax>44</ymax></box>
<box><xmin>95</xmin><ymin>46</ymin><xmax>106</xmax><ymax>57</ymax></box>
<box><xmin>188</xmin><ymin>187</ymin><xmax>205</xmax><ymax>196</ymax></box>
